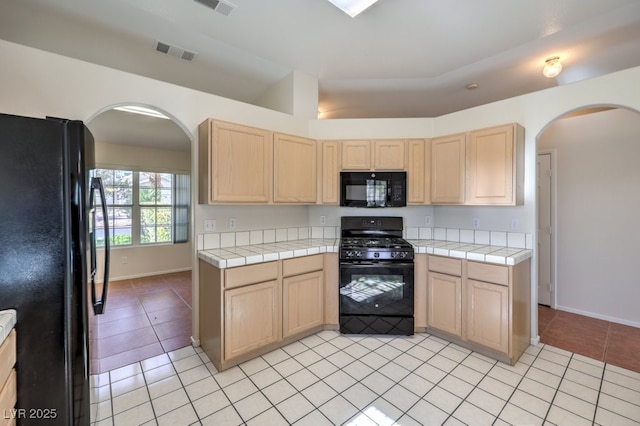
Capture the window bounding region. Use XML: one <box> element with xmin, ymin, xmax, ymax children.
<box><xmin>139</xmin><ymin>172</ymin><xmax>173</xmax><ymax>244</ymax></box>
<box><xmin>92</xmin><ymin>169</ymin><xmax>189</xmax><ymax>247</ymax></box>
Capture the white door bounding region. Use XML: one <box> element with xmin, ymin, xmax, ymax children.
<box><xmin>537</xmin><ymin>153</ymin><xmax>553</xmax><ymax>306</ymax></box>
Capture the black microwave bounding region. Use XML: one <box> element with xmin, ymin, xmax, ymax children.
<box><xmin>340</xmin><ymin>171</ymin><xmax>407</xmax><ymax>208</ymax></box>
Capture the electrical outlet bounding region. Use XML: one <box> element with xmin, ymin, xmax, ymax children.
<box><xmin>229</xmin><ymin>218</ymin><xmax>237</xmax><ymax>230</ymax></box>
<box><xmin>473</xmin><ymin>218</ymin><xmax>480</xmax><ymax>229</ymax></box>
<box><xmin>511</xmin><ymin>218</ymin><xmax>520</xmax><ymax>231</ymax></box>
<box><xmin>204</xmin><ymin>220</ymin><xmax>216</xmax><ymax>232</ymax></box>
<box><xmin>424</xmin><ymin>216</ymin><xmax>432</xmax><ymax>226</ymax></box>
<box><xmin>320</xmin><ymin>215</ymin><xmax>326</xmax><ymax>225</ymax></box>
<box><xmin>121</xmin><ymin>256</ymin><xmax>127</xmax><ymax>264</ymax></box>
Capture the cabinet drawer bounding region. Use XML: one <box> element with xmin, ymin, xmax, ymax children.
<box><xmin>467</xmin><ymin>261</ymin><xmax>509</xmax><ymax>286</ymax></box>
<box><xmin>225</xmin><ymin>262</ymin><xmax>278</xmax><ymax>289</ymax></box>
<box><xmin>428</xmin><ymin>256</ymin><xmax>462</xmax><ymax>276</ymax></box>
<box><xmin>0</xmin><ymin>330</ymin><xmax>16</xmax><ymax>390</ymax></box>
<box><xmin>283</xmin><ymin>255</ymin><xmax>323</xmax><ymax>277</ymax></box>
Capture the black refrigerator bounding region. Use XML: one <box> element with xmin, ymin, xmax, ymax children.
<box><xmin>0</xmin><ymin>113</ymin><xmax>110</xmax><ymax>425</ymax></box>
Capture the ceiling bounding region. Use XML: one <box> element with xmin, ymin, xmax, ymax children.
<box><xmin>1</xmin><ymin>0</ymin><xmax>640</xmax><ymax>150</ymax></box>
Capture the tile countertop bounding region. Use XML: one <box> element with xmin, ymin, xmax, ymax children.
<box><xmin>197</xmin><ymin>238</ymin><xmax>532</xmax><ymax>269</ymax></box>
<box><xmin>0</xmin><ymin>309</ymin><xmax>17</xmax><ymax>346</ymax></box>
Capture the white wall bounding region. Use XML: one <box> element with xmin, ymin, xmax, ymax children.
<box><xmin>538</xmin><ymin>108</ymin><xmax>640</xmax><ymax>326</ymax></box>
<box><xmin>2</xmin><ymin>39</ymin><xmax>640</xmax><ymax>342</ymax></box>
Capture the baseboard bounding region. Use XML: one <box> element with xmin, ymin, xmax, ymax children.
<box><xmin>531</xmin><ymin>336</ymin><xmax>540</xmax><ymax>346</ymax></box>
<box><xmin>191</xmin><ymin>336</ymin><xmax>200</xmax><ymax>347</ymax></box>
<box><xmin>555</xmin><ymin>304</ymin><xmax>640</xmax><ymax>329</ymax></box>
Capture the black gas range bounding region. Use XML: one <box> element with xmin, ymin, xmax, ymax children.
<box><xmin>339</xmin><ymin>216</ymin><xmax>415</xmax><ymax>335</ymax></box>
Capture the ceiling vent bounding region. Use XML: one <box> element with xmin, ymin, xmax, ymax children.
<box><xmin>194</xmin><ymin>0</ymin><xmax>237</xmax><ymax>16</ymax></box>
<box><xmin>155</xmin><ymin>41</ymin><xmax>197</xmax><ymax>61</ymax></box>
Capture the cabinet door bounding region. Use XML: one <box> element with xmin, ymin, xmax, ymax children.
<box><xmin>373</xmin><ymin>139</ymin><xmax>405</xmax><ymax>170</ymax></box>
<box><xmin>341</xmin><ymin>140</ymin><xmax>371</xmax><ymax>170</ymax></box>
<box><xmin>466</xmin><ymin>124</ymin><xmax>515</xmax><ymax>205</ymax></box>
<box><xmin>224</xmin><ymin>280</ymin><xmax>279</xmax><ymax>360</ymax></box>
<box><xmin>427</xmin><ymin>272</ymin><xmax>462</xmax><ymax>337</ymax></box>
<box><xmin>407</xmin><ymin>139</ymin><xmax>431</xmax><ymax>204</ymax></box>
<box><xmin>431</xmin><ymin>133</ymin><xmax>466</xmax><ymax>204</ymax></box>
<box><xmin>283</xmin><ymin>271</ymin><xmax>324</xmax><ymax>338</ymax></box>
<box><xmin>320</xmin><ymin>140</ymin><xmax>340</xmax><ymax>204</ymax></box>
<box><xmin>274</xmin><ymin>133</ymin><xmax>317</xmax><ymax>203</ymax></box>
<box><xmin>467</xmin><ymin>279</ymin><xmax>509</xmax><ymax>354</ymax></box>
<box><xmin>206</xmin><ymin>120</ymin><xmax>272</xmax><ymax>203</ymax></box>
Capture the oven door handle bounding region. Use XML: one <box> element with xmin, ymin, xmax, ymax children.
<box><xmin>340</xmin><ymin>261</ymin><xmax>414</xmax><ymax>267</ymax></box>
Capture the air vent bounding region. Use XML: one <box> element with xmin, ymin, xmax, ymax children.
<box><xmin>155</xmin><ymin>41</ymin><xmax>197</xmax><ymax>62</ymax></box>
<box><xmin>194</xmin><ymin>0</ymin><xmax>237</xmax><ymax>16</ymax></box>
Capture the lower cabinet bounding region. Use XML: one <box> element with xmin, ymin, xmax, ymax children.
<box><xmin>200</xmin><ymin>254</ymin><xmax>326</xmax><ymax>371</ymax></box>
<box><xmin>425</xmin><ymin>255</ymin><xmax>530</xmax><ymax>365</ymax></box>
<box><xmin>282</xmin><ymin>256</ymin><xmax>324</xmax><ymax>338</ymax></box>
<box><xmin>466</xmin><ymin>279</ymin><xmax>508</xmax><ymax>353</ymax></box>
<box><xmin>0</xmin><ymin>330</ymin><xmax>17</xmax><ymax>425</ymax></box>
<box><xmin>428</xmin><ymin>272</ymin><xmax>462</xmax><ymax>337</ymax></box>
<box><xmin>224</xmin><ymin>279</ymin><xmax>280</xmax><ymax>360</ymax></box>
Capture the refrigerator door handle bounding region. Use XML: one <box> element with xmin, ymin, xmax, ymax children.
<box><xmin>90</xmin><ymin>177</ymin><xmax>110</xmax><ymax>315</ymax></box>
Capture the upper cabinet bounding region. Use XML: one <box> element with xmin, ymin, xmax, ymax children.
<box><xmin>407</xmin><ymin>139</ymin><xmax>431</xmax><ymax>204</ymax></box>
<box><xmin>341</xmin><ymin>139</ymin><xmax>406</xmax><ymax>170</ymax></box>
<box><xmin>431</xmin><ymin>133</ymin><xmax>466</xmax><ymax>204</ymax></box>
<box><xmin>199</xmin><ymin>119</ymin><xmax>272</xmax><ymax>204</ymax></box>
<box><xmin>273</xmin><ymin>133</ymin><xmax>317</xmax><ymax>203</ymax></box>
<box><xmin>198</xmin><ymin>120</ymin><xmax>319</xmax><ymax>205</ymax></box>
<box><xmin>319</xmin><ymin>140</ymin><xmax>341</xmax><ymax>204</ymax></box>
<box><xmin>341</xmin><ymin>140</ymin><xmax>371</xmax><ymax>170</ymax></box>
<box><xmin>373</xmin><ymin>139</ymin><xmax>406</xmax><ymax>170</ymax></box>
<box><xmin>198</xmin><ymin>118</ymin><xmax>523</xmax><ymax>206</ymax></box>
<box><xmin>466</xmin><ymin>123</ymin><xmax>525</xmax><ymax>205</ymax></box>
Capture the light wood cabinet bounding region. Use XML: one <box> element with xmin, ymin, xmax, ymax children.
<box><xmin>0</xmin><ymin>330</ymin><xmax>16</xmax><ymax>424</ymax></box>
<box><xmin>406</xmin><ymin>139</ymin><xmax>431</xmax><ymax>204</ymax></box>
<box><xmin>431</xmin><ymin>133</ymin><xmax>466</xmax><ymax>203</ymax></box>
<box><xmin>341</xmin><ymin>139</ymin><xmax>406</xmax><ymax>170</ymax></box>
<box><xmin>466</xmin><ymin>260</ymin><xmax>531</xmax><ymax>364</ymax></box>
<box><xmin>199</xmin><ymin>119</ymin><xmax>273</xmax><ymax>204</ymax></box>
<box><xmin>341</xmin><ymin>140</ymin><xmax>371</xmax><ymax>170</ymax></box>
<box><xmin>466</xmin><ymin>123</ymin><xmax>524</xmax><ymax>205</ymax></box>
<box><xmin>319</xmin><ymin>140</ymin><xmax>340</xmax><ymax>204</ymax></box>
<box><xmin>427</xmin><ymin>256</ymin><xmax>463</xmax><ymax>337</ymax></box>
<box><xmin>466</xmin><ymin>279</ymin><xmax>509</xmax><ymax>353</ymax></box>
<box><xmin>373</xmin><ymin>139</ymin><xmax>406</xmax><ymax>170</ymax></box>
<box><xmin>273</xmin><ymin>133</ymin><xmax>317</xmax><ymax>203</ymax></box>
<box><xmin>425</xmin><ymin>256</ymin><xmax>531</xmax><ymax>365</ymax></box>
<box><xmin>324</xmin><ymin>253</ymin><xmax>339</xmax><ymax>327</ymax></box>
<box><xmin>224</xmin><ymin>279</ymin><xmax>280</xmax><ymax>360</ymax></box>
<box><xmin>282</xmin><ymin>255</ymin><xmax>324</xmax><ymax>338</ymax></box>
<box><xmin>199</xmin><ymin>254</ymin><xmax>329</xmax><ymax>371</ymax></box>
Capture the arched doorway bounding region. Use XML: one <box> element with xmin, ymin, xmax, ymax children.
<box><xmin>536</xmin><ymin>105</ymin><xmax>640</xmax><ymax>370</ymax></box>
<box><xmin>86</xmin><ymin>104</ymin><xmax>194</xmax><ymax>374</ymax></box>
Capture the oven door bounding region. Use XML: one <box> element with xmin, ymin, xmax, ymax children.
<box><xmin>339</xmin><ymin>261</ymin><xmax>414</xmax><ymax>316</ymax></box>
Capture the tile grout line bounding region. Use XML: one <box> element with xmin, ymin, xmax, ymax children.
<box><xmin>490</xmin><ymin>345</ymin><xmax>541</xmax><ymax>424</ymax></box>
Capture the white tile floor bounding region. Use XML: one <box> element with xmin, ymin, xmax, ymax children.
<box><xmin>90</xmin><ymin>330</ymin><xmax>640</xmax><ymax>426</ymax></box>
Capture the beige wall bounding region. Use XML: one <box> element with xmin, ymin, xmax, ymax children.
<box><xmin>538</xmin><ymin>108</ymin><xmax>640</xmax><ymax>326</ymax></box>
<box><xmin>95</xmin><ymin>142</ymin><xmax>190</xmax><ymax>173</ymax></box>
<box><xmin>2</xmin><ymin>39</ymin><xmax>640</xmax><ymax>342</ymax></box>
<box><xmin>93</xmin><ymin>141</ymin><xmax>192</xmax><ymax>281</ymax></box>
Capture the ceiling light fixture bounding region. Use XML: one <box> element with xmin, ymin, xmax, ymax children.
<box><xmin>113</xmin><ymin>105</ymin><xmax>170</xmax><ymax>120</ymax></box>
<box><xmin>543</xmin><ymin>56</ymin><xmax>563</xmax><ymax>78</ymax></box>
<box><xmin>327</xmin><ymin>0</ymin><xmax>379</xmax><ymax>17</ymax></box>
